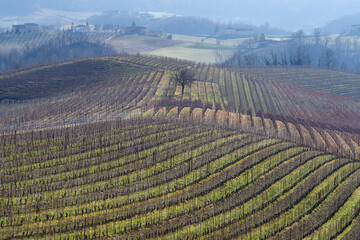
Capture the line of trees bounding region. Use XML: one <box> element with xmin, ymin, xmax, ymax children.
<box><xmin>223</xmin><ymin>29</ymin><xmax>360</xmax><ymax>72</ymax></box>
<box><xmin>0</xmin><ymin>33</ymin><xmax>116</xmax><ymax>72</ymax></box>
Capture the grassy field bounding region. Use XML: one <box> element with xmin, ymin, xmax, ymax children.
<box><xmin>188</xmin><ymin>42</ymin><xmax>236</xmax><ymax>50</ymax></box>
<box><xmin>171</xmin><ymin>34</ymin><xmax>251</xmax><ymax>46</ymax></box>
<box><xmin>106</xmin><ymin>34</ymin><xmax>182</xmax><ymax>53</ymax></box>
<box><xmin>147</xmin><ymin>43</ymin><xmax>235</xmax><ymax>63</ymax></box>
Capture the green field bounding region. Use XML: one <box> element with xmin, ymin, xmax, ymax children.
<box><xmin>146</xmin><ymin>43</ymin><xmax>235</xmax><ymax>64</ymax></box>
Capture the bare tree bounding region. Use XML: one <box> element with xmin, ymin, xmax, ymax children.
<box><xmin>293</xmin><ymin>29</ymin><xmax>305</xmax><ymax>46</ymax></box>
<box><xmin>173</xmin><ymin>68</ymin><xmax>196</xmax><ymax>95</ymax></box>
<box><xmin>271</xmin><ymin>52</ymin><xmax>279</xmax><ymax>65</ymax></box>
<box><xmin>319</xmin><ymin>48</ymin><xmax>337</xmax><ymax>69</ymax></box>
<box><xmin>314</xmin><ymin>28</ymin><xmax>321</xmax><ymax>46</ymax></box>
<box><xmin>280</xmin><ymin>51</ymin><xmax>288</xmax><ymax>65</ymax></box>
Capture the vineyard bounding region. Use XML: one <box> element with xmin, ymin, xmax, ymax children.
<box><xmin>1</xmin><ymin>55</ymin><xmax>359</xmax><ymax>133</ymax></box>
<box><xmin>1</xmin><ymin>54</ymin><xmax>360</xmax><ymax>239</ymax></box>
<box><xmin>235</xmin><ymin>66</ymin><xmax>360</xmax><ymax>99</ymax></box>
<box><xmin>1</xmin><ymin>119</ymin><xmax>360</xmax><ymax>239</ymax></box>
<box><xmin>142</xmin><ymin>107</ymin><xmax>360</xmax><ymax>161</ymax></box>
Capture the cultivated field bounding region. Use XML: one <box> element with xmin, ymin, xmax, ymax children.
<box><xmin>2</xmin><ymin>119</ymin><xmax>360</xmax><ymax>239</ymax></box>
<box><xmin>1</xmin><ymin>55</ymin><xmax>360</xmax><ymax>239</ymax></box>
<box><xmin>236</xmin><ymin>66</ymin><xmax>360</xmax><ymax>99</ymax></box>
<box><xmin>146</xmin><ymin>43</ymin><xmax>235</xmax><ymax>64</ymax></box>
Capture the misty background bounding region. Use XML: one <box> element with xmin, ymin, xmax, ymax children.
<box><xmin>1</xmin><ymin>0</ymin><xmax>360</xmax><ymax>31</ymax></box>
<box><xmin>1</xmin><ymin>0</ymin><xmax>360</xmax><ymax>72</ymax></box>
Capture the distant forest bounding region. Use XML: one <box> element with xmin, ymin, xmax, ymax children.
<box><xmin>223</xmin><ymin>30</ymin><xmax>360</xmax><ymax>72</ymax></box>
<box><xmin>88</xmin><ymin>11</ymin><xmax>287</xmax><ymax>36</ymax></box>
<box><xmin>0</xmin><ymin>33</ymin><xmax>115</xmax><ymax>72</ymax></box>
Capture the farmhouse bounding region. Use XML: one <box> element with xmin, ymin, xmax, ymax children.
<box><xmin>71</xmin><ymin>22</ymin><xmax>91</xmax><ymax>33</ymax></box>
<box><xmin>75</xmin><ymin>25</ymin><xmax>89</xmax><ymax>33</ymax></box>
<box><xmin>124</xmin><ymin>24</ymin><xmax>146</xmax><ymax>35</ymax></box>
<box><xmin>12</xmin><ymin>23</ymin><xmax>40</xmax><ymax>33</ymax></box>
<box><xmin>12</xmin><ymin>25</ymin><xmax>25</xmax><ymax>33</ymax></box>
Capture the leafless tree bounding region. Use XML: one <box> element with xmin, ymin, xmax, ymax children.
<box><xmin>319</xmin><ymin>48</ymin><xmax>337</xmax><ymax>69</ymax></box>
<box><xmin>293</xmin><ymin>29</ymin><xmax>305</xmax><ymax>46</ymax></box>
<box><xmin>173</xmin><ymin>68</ymin><xmax>196</xmax><ymax>95</ymax></box>
<box><xmin>314</xmin><ymin>28</ymin><xmax>321</xmax><ymax>46</ymax></box>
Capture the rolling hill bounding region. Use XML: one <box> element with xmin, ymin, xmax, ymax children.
<box><xmin>321</xmin><ymin>13</ymin><xmax>360</xmax><ymax>34</ymax></box>
<box><xmin>1</xmin><ymin>55</ymin><xmax>360</xmax><ymax>239</ymax></box>
<box><xmin>1</xmin><ymin>55</ymin><xmax>359</xmax><ymax>158</ymax></box>
<box><xmin>0</xmin><ymin>32</ymin><xmax>115</xmax><ymax>52</ymax></box>
<box><xmin>1</xmin><ymin>118</ymin><xmax>360</xmax><ymax>239</ymax></box>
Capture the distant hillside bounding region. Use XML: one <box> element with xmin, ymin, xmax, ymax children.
<box><xmin>0</xmin><ymin>32</ymin><xmax>116</xmax><ymax>72</ymax></box>
<box><xmin>88</xmin><ymin>11</ymin><xmax>287</xmax><ymax>36</ymax></box>
<box><xmin>88</xmin><ymin>12</ymin><xmax>227</xmax><ymax>35</ymax></box>
<box><xmin>321</xmin><ymin>13</ymin><xmax>360</xmax><ymax>34</ymax></box>
<box><xmin>148</xmin><ymin>16</ymin><xmax>220</xmax><ymax>35</ymax></box>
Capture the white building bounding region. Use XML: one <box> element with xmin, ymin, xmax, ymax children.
<box><xmin>72</xmin><ymin>22</ymin><xmax>90</xmax><ymax>33</ymax></box>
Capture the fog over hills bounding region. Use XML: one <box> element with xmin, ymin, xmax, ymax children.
<box><xmin>2</xmin><ymin>0</ymin><xmax>360</xmax><ymax>30</ymax></box>
<box><xmin>321</xmin><ymin>13</ymin><xmax>360</xmax><ymax>34</ymax></box>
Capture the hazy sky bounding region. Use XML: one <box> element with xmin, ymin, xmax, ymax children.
<box><xmin>2</xmin><ymin>0</ymin><xmax>360</xmax><ymax>30</ymax></box>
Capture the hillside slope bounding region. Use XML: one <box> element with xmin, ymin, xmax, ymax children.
<box><xmin>235</xmin><ymin>66</ymin><xmax>360</xmax><ymax>99</ymax></box>
<box><xmin>1</xmin><ymin>119</ymin><xmax>360</xmax><ymax>239</ymax></box>
<box><xmin>143</xmin><ymin>107</ymin><xmax>360</xmax><ymax>161</ymax></box>
<box><xmin>1</xmin><ymin>56</ymin><xmax>360</xmax><ymax>128</ymax></box>
<box><xmin>1</xmin><ymin>55</ymin><xmax>360</xmax><ymax>160</ymax></box>
<box><xmin>2</xmin><ymin>55</ymin><xmax>360</xmax><ymax>239</ymax></box>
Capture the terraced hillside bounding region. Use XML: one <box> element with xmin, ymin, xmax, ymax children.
<box><xmin>181</xmin><ymin>65</ymin><xmax>360</xmax><ymax>130</ymax></box>
<box><xmin>2</xmin><ymin>54</ymin><xmax>360</xmax><ymax>240</ymax></box>
<box><xmin>1</xmin><ymin>55</ymin><xmax>360</xmax><ymax>162</ymax></box>
<box><xmin>1</xmin><ymin>119</ymin><xmax>360</xmax><ymax>240</ymax></box>
<box><xmin>235</xmin><ymin>66</ymin><xmax>360</xmax><ymax>99</ymax></box>
<box><xmin>142</xmin><ymin>107</ymin><xmax>360</xmax><ymax>161</ymax></box>
<box><xmin>1</xmin><ymin>56</ymin><xmax>360</xmax><ymax>130</ymax></box>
